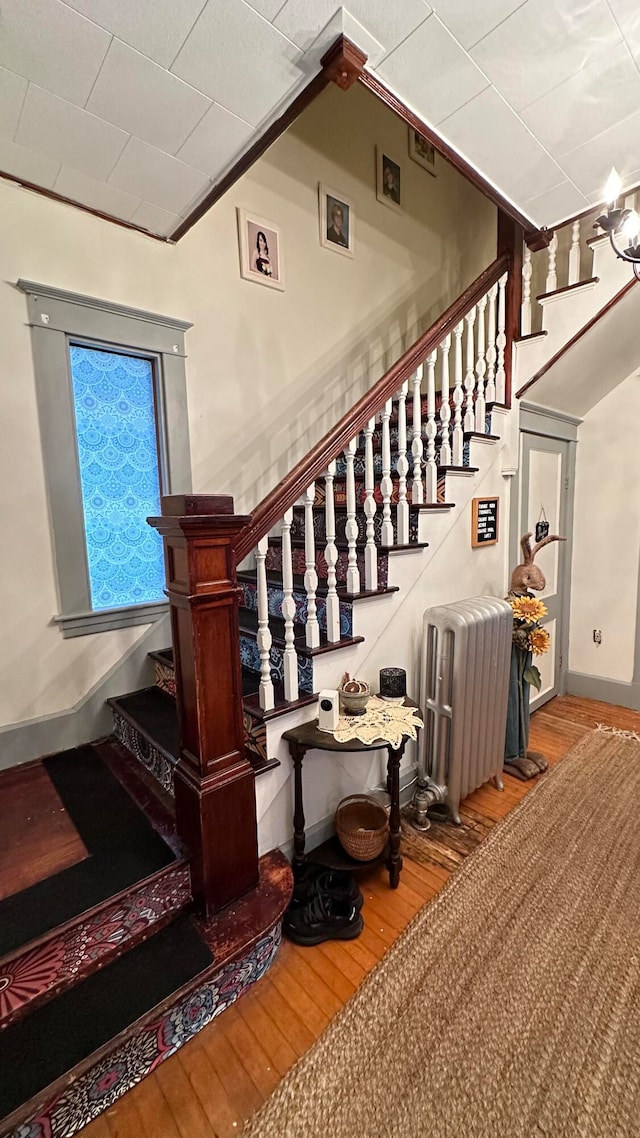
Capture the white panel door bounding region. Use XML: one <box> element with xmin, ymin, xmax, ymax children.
<box><xmin>519</xmin><ymin>433</ymin><xmax>570</xmax><ymax>710</ymax></box>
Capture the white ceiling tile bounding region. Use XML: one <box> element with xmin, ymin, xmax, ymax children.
<box><xmin>608</xmin><ymin>0</ymin><xmax>640</xmax><ymax>68</ymax></box>
<box><xmin>0</xmin><ymin>67</ymin><xmax>28</xmax><ymax>141</ymax></box>
<box><xmin>176</xmin><ymin>103</ymin><xmax>254</xmax><ymax>176</ymax></box>
<box><xmin>341</xmin><ymin>13</ymin><xmax>385</xmax><ymax>67</ymax></box>
<box><xmin>0</xmin><ymin>136</ymin><xmax>59</xmax><ymax>187</ymax></box>
<box><xmin>86</xmin><ymin>40</ymin><xmax>211</xmax><ymax>155</ymax></box>
<box><xmin>171</xmin><ymin>0</ymin><xmax>304</xmax><ymax>126</ymax></box>
<box><xmin>109</xmin><ymin>137</ymin><xmax>210</xmax><ymax>214</ymax></box>
<box><xmin>275</xmin><ymin>0</ymin><xmax>431</xmax><ymax>54</ymax></box>
<box><xmin>16</xmin><ymin>85</ymin><xmax>129</xmax><ymax>180</ymax></box>
<box><xmin>0</xmin><ymin>0</ymin><xmax>110</xmax><ymax>106</ymax></box>
<box><xmin>62</xmin><ymin>0</ymin><xmax>208</xmax><ymax>69</ymax></box>
<box><xmin>243</xmin><ymin>0</ymin><xmax>286</xmax><ymax>18</ymax></box>
<box><xmin>432</xmin><ymin>0</ymin><xmax>527</xmax><ymax>50</ymax></box>
<box><xmin>54</xmin><ymin>165</ymin><xmax>141</xmax><ymax>220</ymax></box>
<box><xmin>470</xmin><ymin>0</ymin><xmax>622</xmax><ymax>112</ymax></box>
<box><xmin>520</xmin><ymin>179</ymin><xmax>588</xmax><ymax>227</ymax></box>
<box><xmin>378</xmin><ymin>15</ymin><xmax>489</xmax><ymax>126</ymax></box>
<box><xmin>560</xmin><ymin>108</ymin><xmax>640</xmax><ymax>196</ymax></box>
<box><xmin>130</xmin><ymin>201</ymin><xmax>180</xmax><ymax>236</ymax></box>
<box><xmin>439</xmin><ymin>86</ymin><xmax>565</xmax><ymax>204</ymax></box>
<box><xmin>521</xmin><ymin>41</ymin><xmax>640</xmax><ymax>159</ymax></box>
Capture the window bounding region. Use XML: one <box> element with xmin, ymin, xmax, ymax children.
<box><xmin>19</xmin><ymin>280</ymin><xmax>192</xmax><ymax>637</ymax></box>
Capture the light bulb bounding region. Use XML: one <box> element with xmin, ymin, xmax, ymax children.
<box><xmin>604</xmin><ymin>166</ymin><xmax>622</xmax><ymax>205</ymax></box>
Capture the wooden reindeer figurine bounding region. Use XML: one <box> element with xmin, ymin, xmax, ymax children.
<box><xmin>505</xmin><ymin>531</ymin><xmax>565</xmax><ymax>781</ymax></box>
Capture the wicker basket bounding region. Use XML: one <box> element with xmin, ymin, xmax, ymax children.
<box><xmin>335</xmin><ymin>794</ymin><xmax>389</xmax><ymax>861</ymax></box>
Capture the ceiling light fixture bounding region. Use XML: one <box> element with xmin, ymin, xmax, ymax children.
<box><xmin>595</xmin><ymin>167</ymin><xmax>640</xmax><ymax>281</ymax></box>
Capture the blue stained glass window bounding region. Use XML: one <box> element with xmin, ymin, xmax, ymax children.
<box><xmin>69</xmin><ymin>344</ymin><xmax>166</xmax><ymax>611</ymax></box>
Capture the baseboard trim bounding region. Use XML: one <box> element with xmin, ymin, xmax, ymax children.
<box><xmin>564</xmin><ymin>670</ymin><xmax>640</xmax><ymax>711</ymax></box>
<box><xmin>0</xmin><ymin>616</ymin><xmax>170</xmax><ymax>770</ymax></box>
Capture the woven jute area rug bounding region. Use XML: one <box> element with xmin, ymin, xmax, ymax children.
<box><xmin>245</xmin><ymin>728</ymin><xmax>640</xmax><ymax>1138</ymax></box>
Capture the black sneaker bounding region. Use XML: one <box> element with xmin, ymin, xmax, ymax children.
<box><xmin>290</xmin><ymin>866</ymin><xmax>363</xmax><ymax>912</ymax></box>
<box><xmin>284</xmin><ymin>893</ymin><xmax>364</xmax><ymax>946</ymax></box>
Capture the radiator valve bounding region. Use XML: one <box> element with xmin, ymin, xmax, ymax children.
<box><xmin>407</xmin><ymin>777</ymin><xmax>447</xmax><ymax>832</ymax></box>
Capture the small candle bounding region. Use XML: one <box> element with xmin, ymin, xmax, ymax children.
<box><xmin>379</xmin><ymin>667</ymin><xmax>406</xmax><ymax>699</ymax></box>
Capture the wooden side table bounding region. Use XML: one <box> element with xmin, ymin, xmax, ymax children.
<box><xmin>282</xmin><ymin>699</ymin><xmax>422</xmax><ymax>889</ymax></box>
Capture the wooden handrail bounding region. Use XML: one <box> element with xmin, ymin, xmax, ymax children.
<box><xmin>235</xmin><ymin>252</ymin><xmax>510</xmax><ymax>563</ymax></box>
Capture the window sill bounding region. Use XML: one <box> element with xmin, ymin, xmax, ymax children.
<box><xmin>55</xmin><ymin>601</ymin><xmax>169</xmax><ymax>639</ymax></box>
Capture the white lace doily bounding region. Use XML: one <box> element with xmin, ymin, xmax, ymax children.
<box><xmin>332</xmin><ymin>696</ymin><xmax>423</xmax><ymax>748</ymax></box>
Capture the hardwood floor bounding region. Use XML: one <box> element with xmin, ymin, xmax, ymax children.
<box><xmin>83</xmin><ymin>695</ymin><xmax>640</xmax><ymax>1138</ymax></box>
<box><xmin>0</xmin><ymin>762</ymin><xmax>88</xmax><ymax>901</ymax></box>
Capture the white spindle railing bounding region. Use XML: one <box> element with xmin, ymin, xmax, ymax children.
<box><xmin>424</xmin><ymin>349</ymin><xmax>438</xmax><ymax>503</ymax></box>
<box><xmin>396</xmin><ymin>380</ymin><xmax>409</xmax><ymax>545</ymax></box>
<box><xmin>344</xmin><ymin>436</ymin><xmax>360</xmax><ymax>594</ymax></box>
<box><xmin>485</xmin><ymin>283</ymin><xmax>497</xmax><ymax>408</ymax></box>
<box><xmin>495</xmin><ymin>272</ymin><xmax>507</xmax><ymax>404</ymax></box>
<box><xmin>438</xmin><ymin>335</ymin><xmax>452</xmax><ymax>467</ymax></box>
<box><xmin>521</xmin><ymin>244</ymin><xmax>532</xmax><ymax>336</ymax></box>
<box><xmin>281</xmin><ymin>508</ymin><xmax>299</xmax><ymax>702</ymax></box>
<box><xmin>463</xmin><ymin>306</ymin><xmax>476</xmax><ymax>432</ymax></box>
<box><xmin>304</xmin><ymin>482</ymin><xmax>320</xmax><ymax>649</ymax></box>
<box><xmin>545</xmin><ymin>231</ymin><xmax>558</xmax><ymax>293</ymax></box>
<box><xmin>256</xmin><ymin>536</ymin><xmax>275</xmax><ymax>711</ymax></box>
<box><xmin>245</xmin><ymin>262</ymin><xmax>513</xmax><ymax>709</ymax></box>
<box><xmin>363</xmin><ymin>417</ymin><xmax>378</xmax><ymax>590</ymax></box>
<box><xmin>411</xmin><ymin>364</ymin><xmax>424</xmax><ymax>504</ymax></box>
<box><xmin>451</xmin><ymin>321</ymin><xmax>464</xmax><ymax>465</ymax></box>
<box><xmin>474</xmin><ymin>294</ymin><xmax>487</xmax><ymax>433</ymax></box>
<box><xmin>323</xmin><ymin>460</ymin><xmax>340</xmax><ymax>642</ymax></box>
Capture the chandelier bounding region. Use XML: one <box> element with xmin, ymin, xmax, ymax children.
<box><xmin>594</xmin><ymin>168</ymin><xmax>640</xmax><ymax>280</ymax></box>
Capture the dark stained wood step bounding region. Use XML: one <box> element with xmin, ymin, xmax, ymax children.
<box><xmin>239</xmin><ymin>609</ymin><xmax>364</xmax><ymax>659</ymax></box>
<box><xmin>238</xmin><ymin>570</ymin><xmax>400</xmax><ymax>603</ymax></box>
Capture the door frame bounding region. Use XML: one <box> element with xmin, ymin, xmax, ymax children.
<box><xmin>510</xmin><ymin>401</ymin><xmax>580</xmax><ymax>707</ymax></box>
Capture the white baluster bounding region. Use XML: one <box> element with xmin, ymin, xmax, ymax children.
<box><xmin>439</xmin><ymin>335</ymin><xmax>452</xmax><ymax>467</ymax></box>
<box><xmin>256</xmin><ymin>536</ymin><xmax>275</xmax><ymax>711</ymax></box>
<box><xmin>303</xmin><ymin>483</ymin><xmax>320</xmax><ymax>649</ymax></box>
<box><xmin>323</xmin><ymin>460</ymin><xmax>341</xmax><ymax>643</ymax></box>
<box><xmin>396</xmin><ymin>380</ymin><xmax>410</xmax><ymax>545</ymax></box>
<box><xmin>281</xmin><ymin>508</ymin><xmax>299</xmax><ymax>702</ymax></box>
<box><xmin>495</xmin><ymin>271</ymin><xmax>508</xmax><ymax>404</ymax></box>
<box><xmin>411</xmin><ymin>364</ymin><xmax>424</xmax><ymax>505</ymax></box>
<box><xmin>545</xmin><ymin>231</ymin><xmax>558</xmax><ymax>293</ymax></box>
<box><xmin>568</xmin><ymin>220</ymin><xmax>580</xmax><ymax>285</ymax></box>
<box><xmin>425</xmin><ymin>349</ymin><xmax>438</xmax><ymax>503</ymax></box>
<box><xmin>463</xmin><ymin>306</ymin><xmax>476</xmax><ymax>433</ymax></box>
<box><xmin>484</xmin><ymin>283</ymin><xmax>498</xmax><ymax>409</ymax></box>
<box><xmin>344</xmin><ymin>436</ymin><xmax>360</xmax><ymax>594</ymax></box>
<box><xmin>363</xmin><ymin>417</ymin><xmax>378</xmax><ymax>590</ymax></box>
<box><xmin>452</xmin><ymin>321</ymin><xmax>465</xmax><ymax>466</ymax></box>
<box><xmin>474</xmin><ymin>294</ymin><xmax>487</xmax><ymax>433</ymax></box>
<box><xmin>380</xmin><ymin>399</ymin><xmax>394</xmax><ymax>547</ymax></box>
<box><xmin>521</xmin><ymin>244</ymin><xmax>532</xmax><ymax>335</ymax></box>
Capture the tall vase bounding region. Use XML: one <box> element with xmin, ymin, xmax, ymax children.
<box><xmin>505</xmin><ymin>645</ymin><xmax>531</xmax><ymax>762</ymax></box>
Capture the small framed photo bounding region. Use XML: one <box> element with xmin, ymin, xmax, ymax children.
<box><xmin>319</xmin><ymin>184</ymin><xmax>354</xmax><ymax>258</ymax></box>
<box><xmin>408</xmin><ymin>127</ymin><xmax>436</xmax><ymax>176</ymax></box>
<box><xmin>237</xmin><ymin>208</ymin><xmax>284</xmax><ymax>291</ymax></box>
<box><xmin>376</xmin><ymin>148</ymin><xmax>402</xmax><ymax>212</ymax></box>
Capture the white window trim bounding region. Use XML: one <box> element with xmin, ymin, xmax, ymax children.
<box><xmin>18</xmin><ymin>280</ymin><xmax>193</xmax><ymax>638</ymax></box>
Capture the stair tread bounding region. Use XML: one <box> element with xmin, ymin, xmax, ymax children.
<box><xmin>238</xmin><ymin>570</ymin><xmax>400</xmax><ymax>601</ymax></box>
<box><xmin>239</xmin><ymin>609</ymin><xmax>365</xmax><ymax>657</ymax></box>
<box><xmin>268</xmin><ymin>535</ymin><xmax>426</xmax><ymax>552</ymax></box>
<box><xmin>438</xmin><ymin>465</ymin><xmax>479</xmax><ymax>474</ymax></box>
<box><xmin>108</xmin><ymin>687</ymin><xmax>180</xmax><ymax>765</ymax></box>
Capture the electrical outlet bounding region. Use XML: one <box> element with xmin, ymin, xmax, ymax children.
<box><xmin>593</xmin><ymin>629</ymin><xmax>602</xmax><ymax>644</ymax></box>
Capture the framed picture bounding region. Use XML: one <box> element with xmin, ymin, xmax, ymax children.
<box><xmin>237</xmin><ymin>208</ymin><xmax>284</xmax><ymax>291</ymax></box>
<box><xmin>376</xmin><ymin>148</ymin><xmax>402</xmax><ymax>212</ymax></box>
<box><xmin>319</xmin><ymin>184</ymin><xmax>354</xmax><ymax>258</ymax></box>
<box><xmin>408</xmin><ymin>127</ymin><xmax>436</xmax><ymax>176</ymax></box>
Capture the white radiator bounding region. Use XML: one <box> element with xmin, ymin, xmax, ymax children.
<box><xmin>412</xmin><ymin>597</ymin><xmax>512</xmax><ymax>827</ymax></box>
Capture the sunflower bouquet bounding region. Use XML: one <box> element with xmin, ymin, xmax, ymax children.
<box><xmin>509</xmin><ymin>594</ymin><xmax>550</xmax><ymax>691</ymax></box>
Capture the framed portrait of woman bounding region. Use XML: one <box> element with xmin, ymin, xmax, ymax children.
<box><xmin>319</xmin><ymin>184</ymin><xmax>354</xmax><ymax>258</ymax></box>
<box><xmin>376</xmin><ymin>148</ymin><xmax>402</xmax><ymax>212</ymax></box>
<box><xmin>237</xmin><ymin>209</ymin><xmax>284</xmax><ymax>291</ymax></box>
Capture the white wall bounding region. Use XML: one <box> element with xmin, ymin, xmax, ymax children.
<box><xmin>0</xmin><ymin>80</ymin><xmax>495</xmax><ymax>731</ymax></box>
<box><xmin>569</xmin><ymin>373</ymin><xmax>640</xmax><ymax>683</ymax></box>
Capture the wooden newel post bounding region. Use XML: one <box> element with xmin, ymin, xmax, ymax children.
<box><xmin>148</xmin><ymin>494</ymin><xmax>259</xmax><ymax>918</ymax></box>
